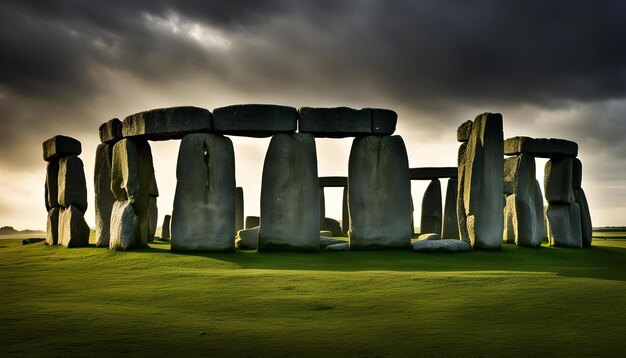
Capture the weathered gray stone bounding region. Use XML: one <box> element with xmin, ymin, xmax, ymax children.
<box><xmin>319</xmin><ymin>176</ymin><xmax>348</xmax><ymax>187</ymax></box>
<box><xmin>94</xmin><ymin>143</ymin><xmax>115</xmax><ymax>247</ymax></box>
<box><xmin>574</xmin><ymin>188</ymin><xmax>593</xmax><ymax>248</ymax></box>
<box><xmin>320</xmin><ymin>236</ymin><xmax>346</xmax><ymax>248</ymax></box>
<box><xmin>457</xmin><ymin>143</ymin><xmax>470</xmax><ymax>244</ymax></box>
<box><xmin>341</xmin><ymin>187</ymin><xmax>349</xmax><ymax>234</ymax></box>
<box><xmin>259</xmin><ymin>133</ymin><xmax>320</xmax><ymax>251</ymax></box>
<box><xmin>462</xmin><ymin>113</ymin><xmax>504</xmax><ymax>250</ymax></box>
<box><xmin>235</xmin><ymin>187</ymin><xmax>244</xmax><ymax>232</ymax></box>
<box><xmin>161</xmin><ymin>215</ymin><xmax>171</xmax><ymax>239</ymax></box>
<box><xmin>58</xmin><ymin>156</ymin><xmax>87</xmax><ymax>213</ymax></box>
<box><xmin>148</xmin><ymin>196</ymin><xmax>158</xmax><ymax>242</ymax></box>
<box><xmin>325</xmin><ymin>242</ymin><xmax>350</xmax><ymax>251</ymax></box>
<box><xmin>172</xmin><ymin>133</ymin><xmax>235</xmax><ymax>252</ymax></box>
<box><xmin>109</xmin><ymin>200</ymin><xmax>139</xmax><ymax>250</ymax></box>
<box><xmin>99</xmin><ymin>118</ymin><xmax>122</xmax><ymax>144</ymax></box>
<box><xmin>212</xmin><ymin>104</ymin><xmax>297</xmax><ymax>137</ymax></box>
<box><xmin>122</xmin><ymin>106</ymin><xmax>212</xmax><ymax>140</ymax></box>
<box><xmin>441</xmin><ymin>179</ymin><xmax>459</xmax><ymax>240</ymax></box>
<box><xmin>503</xmin><ymin>195</ymin><xmax>516</xmax><ymax>244</ymax></box>
<box><xmin>544</xmin><ymin>158</ymin><xmax>575</xmax><ymax>204</ymax></box>
<box><xmin>45</xmin><ymin>160</ymin><xmax>59</xmax><ymax>209</ymax></box>
<box><xmin>320</xmin><ymin>230</ymin><xmax>333</xmax><ymax>237</ymax></box>
<box><xmin>58</xmin><ymin>205</ymin><xmax>90</xmax><ymax>248</ymax></box>
<box><xmin>412</xmin><ymin>239</ymin><xmax>471</xmax><ymax>253</ymax></box>
<box><xmin>457</xmin><ymin>121</ymin><xmax>473</xmax><ymax>142</ymax></box>
<box><xmin>546</xmin><ymin>203</ymin><xmax>583</xmax><ymax>248</ymax></box>
<box><xmin>42</xmin><ymin>135</ymin><xmax>81</xmax><ymax>161</ymax></box>
<box><xmin>504</xmin><ymin>136</ymin><xmax>578</xmax><ymax>158</ymax></box>
<box><xmin>534</xmin><ymin>180</ymin><xmax>547</xmax><ymax>242</ymax></box>
<box><xmin>503</xmin><ymin>157</ymin><xmax>517</xmax><ymax>195</ymax></box>
<box><xmin>299</xmin><ymin>107</ymin><xmax>371</xmax><ymax>138</ymax></box>
<box><xmin>409</xmin><ymin>167</ymin><xmax>458</xmax><ymax>180</ymax></box>
<box><xmin>324</xmin><ymin>218</ymin><xmax>343</xmax><ymax>237</ymax></box>
<box><xmin>348</xmin><ymin>135</ymin><xmax>412</xmax><ymax>249</ymax></box>
<box><xmin>45</xmin><ymin>207</ymin><xmax>60</xmax><ymax>245</ymax></box>
<box><xmin>235</xmin><ymin>226</ymin><xmax>259</xmax><ymax>250</ymax></box>
<box><xmin>417</xmin><ymin>233</ymin><xmax>440</xmax><ymax>241</ymax></box>
<box><xmin>369</xmin><ymin>108</ymin><xmax>397</xmax><ymax>135</ymax></box>
<box><xmin>421</xmin><ymin>179</ymin><xmax>442</xmax><ymax>236</ymax></box>
<box><xmin>110</xmin><ymin>138</ymin><xmax>155</xmax><ymax>247</ymax></box>
<box><xmin>319</xmin><ymin>187</ymin><xmax>326</xmax><ymax>230</ymax></box>
<box><xmin>572</xmin><ymin>158</ymin><xmax>583</xmax><ymax>189</ymax></box>
<box><xmin>245</xmin><ymin>216</ymin><xmax>260</xmax><ymax>229</ymax></box>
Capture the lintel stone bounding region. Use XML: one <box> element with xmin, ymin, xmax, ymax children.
<box><xmin>319</xmin><ymin>176</ymin><xmax>348</xmax><ymax>187</ymax></box>
<box><xmin>504</xmin><ymin>136</ymin><xmax>578</xmax><ymax>158</ymax></box>
<box><xmin>99</xmin><ymin>118</ymin><xmax>122</xmax><ymax>143</ymax></box>
<box><xmin>42</xmin><ymin>135</ymin><xmax>82</xmax><ymax>161</ymax></box>
<box><xmin>122</xmin><ymin>106</ymin><xmax>212</xmax><ymax>140</ymax></box>
<box><xmin>212</xmin><ymin>104</ymin><xmax>297</xmax><ymax>137</ymax></box>
<box><xmin>409</xmin><ymin>167</ymin><xmax>458</xmax><ymax>180</ymax></box>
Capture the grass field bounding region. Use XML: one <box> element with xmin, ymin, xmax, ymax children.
<box><xmin>1</xmin><ymin>234</ymin><xmax>625</xmax><ymax>357</ymax></box>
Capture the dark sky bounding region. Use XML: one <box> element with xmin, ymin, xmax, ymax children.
<box><xmin>1</xmin><ymin>0</ymin><xmax>625</xmax><ymax>229</ymax></box>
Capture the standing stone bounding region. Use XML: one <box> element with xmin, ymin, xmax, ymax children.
<box><xmin>161</xmin><ymin>215</ymin><xmax>171</xmax><ymax>239</ymax></box>
<box><xmin>462</xmin><ymin>113</ymin><xmax>504</xmax><ymax>250</ymax></box>
<box><xmin>534</xmin><ymin>180</ymin><xmax>547</xmax><ymax>242</ymax></box>
<box><xmin>574</xmin><ymin>188</ymin><xmax>593</xmax><ymax>247</ymax></box>
<box><xmin>342</xmin><ymin>187</ymin><xmax>349</xmax><ymax>235</ymax></box>
<box><xmin>348</xmin><ymin>135</ymin><xmax>412</xmax><ymax>249</ymax></box>
<box><xmin>546</xmin><ymin>203</ymin><xmax>583</xmax><ymax>248</ymax></box>
<box><xmin>572</xmin><ymin>158</ymin><xmax>583</xmax><ymax>189</ymax></box>
<box><xmin>457</xmin><ymin>121</ymin><xmax>473</xmax><ymax>142</ymax></box>
<box><xmin>46</xmin><ymin>160</ymin><xmax>59</xmax><ymax>209</ymax></box>
<box><xmin>45</xmin><ymin>207</ymin><xmax>60</xmax><ymax>245</ymax></box>
<box><xmin>172</xmin><ymin>133</ymin><xmax>235</xmax><ymax>252</ymax></box>
<box><xmin>94</xmin><ymin>143</ymin><xmax>115</xmax><ymax>247</ymax></box>
<box><xmin>259</xmin><ymin>133</ymin><xmax>320</xmax><ymax>251</ymax></box>
<box><xmin>58</xmin><ymin>156</ymin><xmax>88</xmax><ymax>213</ymax></box>
<box><xmin>441</xmin><ymin>179</ymin><xmax>459</xmax><ymax>240</ymax></box>
<box><xmin>457</xmin><ymin>143</ymin><xmax>470</xmax><ymax>244</ymax></box>
<box><xmin>503</xmin><ymin>195</ymin><xmax>516</xmax><ymax>244</ymax></box>
<box><xmin>235</xmin><ymin>187</ymin><xmax>244</xmax><ymax>232</ymax></box>
<box><xmin>58</xmin><ymin>205</ymin><xmax>90</xmax><ymax>248</ymax></box>
<box><xmin>544</xmin><ymin>158</ymin><xmax>575</xmax><ymax>204</ymax></box>
<box><xmin>245</xmin><ymin>216</ymin><xmax>260</xmax><ymax>229</ymax></box>
<box><xmin>319</xmin><ymin>187</ymin><xmax>326</xmax><ymax>230</ymax></box>
<box><xmin>148</xmin><ymin>196</ymin><xmax>158</xmax><ymax>241</ymax></box>
<box><xmin>109</xmin><ymin>200</ymin><xmax>139</xmax><ymax>250</ymax></box>
<box><xmin>420</xmin><ymin>179</ymin><xmax>442</xmax><ymax>235</ymax></box>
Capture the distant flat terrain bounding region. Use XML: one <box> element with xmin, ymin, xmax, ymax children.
<box><xmin>1</xmin><ymin>233</ymin><xmax>625</xmax><ymax>357</ymax></box>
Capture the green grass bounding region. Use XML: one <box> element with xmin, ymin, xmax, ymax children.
<box><xmin>1</xmin><ymin>234</ymin><xmax>626</xmax><ymax>357</ymax></box>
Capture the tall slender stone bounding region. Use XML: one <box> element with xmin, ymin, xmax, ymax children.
<box><xmin>148</xmin><ymin>195</ymin><xmax>158</xmax><ymax>241</ymax></box>
<box><xmin>235</xmin><ymin>187</ymin><xmax>244</xmax><ymax>232</ymax></box>
<box><xmin>442</xmin><ymin>179</ymin><xmax>459</xmax><ymax>240</ymax></box>
<box><xmin>348</xmin><ymin>135</ymin><xmax>412</xmax><ymax>249</ymax></box>
<box><xmin>46</xmin><ymin>160</ymin><xmax>59</xmax><ymax>209</ymax></box>
<box><xmin>420</xmin><ymin>179</ymin><xmax>442</xmax><ymax>235</ymax></box>
<box><xmin>342</xmin><ymin>187</ymin><xmax>349</xmax><ymax>235</ymax></box>
<box><xmin>45</xmin><ymin>207</ymin><xmax>60</xmax><ymax>245</ymax></box>
<box><xmin>319</xmin><ymin>187</ymin><xmax>326</xmax><ymax>230</ymax></box>
<box><xmin>462</xmin><ymin>113</ymin><xmax>504</xmax><ymax>249</ymax></box>
<box><xmin>259</xmin><ymin>133</ymin><xmax>320</xmax><ymax>251</ymax></box>
<box><xmin>171</xmin><ymin>133</ymin><xmax>235</xmax><ymax>251</ymax></box>
<box><xmin>457</xmin><ymin>143</ymin><xmax>470</xmax><ymax>244</ymax></box>
<box><xmin>94</xmin><ymin>143</ymin><xmax>115</xmax><ymax>247</ymax></box>
<box><xmin>161</xmin><ymin>215</ymin><xmax>171</xmax><ymax>239</ymax></box>
<box><xmin>574</xmin><ymin>188</ymin><xmax>593</xmax><ymax>248</ymax></box>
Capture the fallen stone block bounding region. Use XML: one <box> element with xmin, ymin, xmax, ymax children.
<box><xmin>42</xmin><ymin>135</ymin><xmax>82</xmax><ymax>161</ymax></box>
<box><xmin>94</xmin><ymin>143</ymin><xmax>115</xmax><ymax>247</ymax></box>
<box><xmin>417</xmin><ymin>233</ymin><xmax>440</xmax><ymax>241</ymax></box>
<box><xmin>325</xmin><ymin>243</ymin><xmax>350</xmax><ymax>251</ymax></box>
<box><xmin>544</xmin><ymin>158</ymin><xmax>575</xmax><ymax>204</ymax></box>
<box><xmin>504</xmin><ymin>136</ymin><xmax>578</xmax><ymax>158</ymax></box>
<box><xmin>441</xmin><ymin>178</ymin><xmax>459</xmax><ymax>240</ymax></box>
<box><xmin>58</xmin><ymin>205</ymin><xmax>90</xmax><ymax>248</ymax></box>
<box><xmin>109</xmin><ymin>200</ymin><xmax>139</xmax><ymax>250</ymax></box>
<box><xmin>122</xmin><ymin>106</ymin><xmax>212</xmax><ymax>140</ymax></box>
<box><xmin>235</xmin><ymin>226</ymin><xmax>259</xmax><ymax>250</ymax></box>
<box><xmin>58</xmin><ymin>156</ymin><xmax>88</xmax><ymax>213</ymax></box>
<box><xmin>324</xmin><ymin>218</ymin><xmax>343</xmax><ymax>236</ymax></box>
<box><xmin>99</xmin><ymin>118</ymin><xmax>122</xmax><ymax>144</ymax></box>
<box><xmin>212</xmin><ymin>104</ymin><xmax>297</xmax><ymax>137</ymax></box>
<box><xmin>412</xmin><ymin>239</ymin><xmax>471</xmax><ymax>253</ymax></box>
<box><xmin>259</xmin><ymin>133</ymin><xmax>320</xmax><ymax>251</ymax></box>
<box><xmin>409</xmin><ymin>167</ymin><xmax>458</xmax><ymax>180</ymax></box>
<box><xmin>45</xmin><ymin>207</ymin><xmax>60</xmax><ymax>245</ymax></box>
<box><xmin>320</xmin><ymin>230</ymin><xmax>333</xmax><ymax>237</ymax></box>
<box><xmin>320</xmin><ymin>236</ymin><xmax>346</xmax><ymax>248</ymax></box>
<box><xmin>348</xmin><ymin>135</ymin><xmax>412</xmax><ymax>250</ymax></box>
<box><xmin>172</xmin><ymin>133</ymin><xmax>235</xmax><ymax>252</ymax></box>
<box><xmin>421</xmin><ymin>179</ymin><xmax>442</xmax><ymax>236</ymax></box>
<box><xmin>546</xmin><ymin>203</ymin><xmax>583</xmax><ymax>248</ymax></box>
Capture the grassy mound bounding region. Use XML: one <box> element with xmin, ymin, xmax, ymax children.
<box><xmin>1</xmin><ymin>235</ymin><xmax>625</xmax><ymax>357</ymax></box>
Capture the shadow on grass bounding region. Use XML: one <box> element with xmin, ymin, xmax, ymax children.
<box><xmin>135</xmin><ymin>240</ymin><xmax>626</xmax><ymax>282</ymax></box>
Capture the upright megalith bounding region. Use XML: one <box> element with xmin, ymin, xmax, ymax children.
<box><xmin>572</xmin><ymin>159</ymin><xmax>592</xmax><ymax>247</ymax></box>
<box><xmin>441</xmin><ymin>179</ymin><xmax>459</xmax><ymax>240</ymax></box>
<box><xmin>460</xmin><ymin>113</ymin><xmax>504</xmax><ymax>250</ymax></box>
<box><xmin>258</xmin><ymin>133</ymin><xmax>320</xmax><ymax>251</ymax></box>
<box><xmin>544</xmin><ymin>157</ymin><xmax>582</xmax><ymax>248</ymax></box>
<box><xmin>544</xmin><ymin>158</ymin><xmax>575</xmax><ymax>204</ymax></box>
<box><xmin>161</xmin><ymin>215</ymin><xmax>171</xmax><ymax>239</ymax></box>
<box><xmin>420</xmin><ymin>179</ymin><xmax>442</xmax><ymax>235</ymax></box>
<box><xmin>235</xmin><ymin>187</ymin><xmax>244</xmax><ymax>232</ymax></box>
<box><xmin>42</xmin><ymin>135</ymin><xmax>89</xmax><ymax>247</ymax></box>
<box><xmin>109</xmin><ymin>200</ymin><xmax>138</xmax><ymax>250</ymax></box>
<box><xmin>456</xmin><ymin>142</ymin><xmax>470</xmax><ymax>244</ymax></box>
<box><xmin>502</xmin><ymin>154</ymin><xmax>544</xmax><ymax>247</ymax></box>
<box><xmin>94</xmin><ymin>143</ymin><xmax>115</xmax><ymax>247</ymax></box>
<box><xmin>148</xmin><ymin>196</ymin><xmax>158</xmax><ymax>241</ymax></box>
<box><xmin>348</xmin><ymin>135</ymin><xmax>412</xmax><ymax>249</ymax></box>
<box><xmin>110</xmin><ymin>138</ymin><xmax>156</xmax><ymax>249</ymax></box>
<box><xmin>171</xmin><ymin>133</ymin><xmax>236</xmax><ymax>252</ymax></box>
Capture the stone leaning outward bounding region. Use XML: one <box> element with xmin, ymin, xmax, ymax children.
<box><xmin>441</xmin><ymin>178</ymin><xmax>459</xmax><ymax>240</ymax></box>
<box><xmin>109</xmin><ymin>200</ymin><xmax>139</xmax><ymax>250</ymax></box>
<box><xmin>45</xmin><ymin>207</ymin><xmax>60</xmax><ymax>245</ymax></box>
<box><xmin>409</xmin><ymin>167</ymin><xmax>458</xmax><ymax>180</ymax></box>
<box><xmin>94</xmin><ymin>143</ymin><xmax>115</xmax><ymax>247</ymax></box>
<box><xmin>57</xmin><ymin>156</ymin><xmax>88</xmax><ymax>213</ymax></box>
<box><xmin>546</xmin><ymin>203</ymin><xmax>583</xmax><ymax>248</ymax></box>
<box><xmin>122</xmin><ymin>106</ymin><xmax>212</xmax><ymax>140</ymax></box>
<box><xmin>420</xmin><ymin>179</ymin><xmax>442</xmax><ymax>236</ymax></box>
<box><xmin>245</xmin><ymin>216</ymin><xmax>260</xmax><ymax>229</ymax></box>
<box><xmin>45</xmin><ymin>160</ymin><xmax>60</xmax><ymax>209</ymax></box>
<box><xmin>504</xmin><ymin>136</ymin><xmax>578</xmax><ymax>158</ymax></box>
<box><xmin>348</xmin><ymin>135</ymin><xmax>412</xmax><ymax>250</ymax></box>
<box><xmin>161</xmin><ymin>215</ymin><xmax>171</xmax><ymax>239</ymax></box>
<box><xmin>298</xmin><ymin>107</ymin><xmax>397</xmax><ymax>137</ymax></box>
<box><xmin>325</xmin><ymin>242</ymin><xmax>350</xmax><ymax>251</ymax></box>
<box><xmin>171</xmin><ymin>133</ymin><xmax>236</xmax><ymax>252</ymax></box>
<box><xmin>544</xmin><ymin>158</ymin><xmax>575</xmax><ymax>204</ymax></box>
<box><xmin>462</xmin><ymin>113</ymin><xmax>504</xmax><ymax>250</ymax></box>
<box><xmin>58</xmin><ymin>205</ymin><xmax>90</xmax><ymax>248</ymax></box>
<box><xmin>212</xmin><ymin>104</ymin><xmax>297</xmax><ymax>137</ymax></box>
<box><xmin>235</xmin><ymin>226</ymin><xmax>259</xmax><ymax>250</ymax></box>
<box><xmin>456</xmin><ymin>120</ymin><xmax>473</xmax><ymax>142</ymax></box>
<box><xmin>412</xmin><ymin>239</ymin><xmax>471</xmax><ymax>253</ymax></box>
<box><xmin>99</xmin><ymin>118</ymin><xmax>122</xmax><ymax>144</ymax></box>
<box><xmin>574</xmin><ymin>188</ymin><xmax>593</xmax><ymax>247</ymax></box>
<box><xmin>42</xmin><ymin>135</ymin><xmax>82</xmax><ymax>161</ymax></box>
<box><xmin>259</xmin><ymin>133</ymin><xmax>320</xmax><ymax>251</ymax></box>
